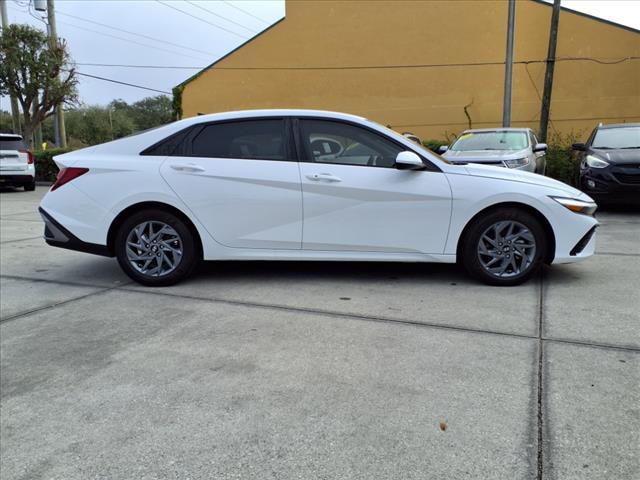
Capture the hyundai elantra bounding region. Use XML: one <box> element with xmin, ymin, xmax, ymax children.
<box><xmin>39</xmin><ymin>110</ymin><xmax>598</xmax><ymax>286</ymax></box>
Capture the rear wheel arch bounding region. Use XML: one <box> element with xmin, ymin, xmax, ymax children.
<box><xmin>107</xmin><ymin>202</ymin><xmax>203</xmax><ymax>259</ymax></box>
<box><xmin>456</xmin><ymin>202</ymin><xmax>556</xmax><ymax>264</ymax></box>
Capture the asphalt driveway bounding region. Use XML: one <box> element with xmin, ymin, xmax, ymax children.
<box><xmin>1</xmin><ymin>188</ymin><xmax>638</xmax><ymax>479</ymax></box>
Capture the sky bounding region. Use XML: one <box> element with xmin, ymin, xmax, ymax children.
<box><xmin>1</xmin><ymin>0</ymin><xmax>638</xmax><ymax>108</ymax></box>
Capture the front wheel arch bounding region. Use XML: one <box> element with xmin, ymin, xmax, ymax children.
<box><xmin>456</xmin><ymin>202</ymin><xmax>556</xmax><ymax>265</ymax></box>
<box><xmin>107</xmin><ymin>202</ymin><xmax>203</xmax><ymax>260</ymax></box>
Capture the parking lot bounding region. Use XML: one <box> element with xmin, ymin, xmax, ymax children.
<box><xmin>0</xmin><ymin>188</ymin><xmax>638</xmax><ymax>479</ymax></box>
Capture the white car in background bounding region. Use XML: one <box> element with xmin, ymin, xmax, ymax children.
<box><xmin>39</xmin><ymin>110</ymin><xmax>597</xmax><ymax>287</ymax></box>
<box><xmin>0</xmin><ymin>133</ymin><xmax>36</xmax><ymax>191</ymax></box>
<box><xmin>440</xmin><ymin>128</ymin><xmax>547</xmax><ymax>174</ymax></box>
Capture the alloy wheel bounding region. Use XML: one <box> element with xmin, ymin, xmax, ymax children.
<box><xmin>477</xmin><ymin>220</ymin><xmax>537</xmax><ymax>278</ymax></box>
<box><xmin>125</xmin><ymin>221</ymin><xmax>183</xmax><ymax>277</ymax></box>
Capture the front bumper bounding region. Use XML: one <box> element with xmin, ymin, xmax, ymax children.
<box><xmin>580</xmin><ymin>166</ymin><xmax>640</xmax><ymax>204</ymax></box>
<box><xmin>39</xmin><ymin>207</ymin><xmax>113</xmax><ymax>257</ymax></box>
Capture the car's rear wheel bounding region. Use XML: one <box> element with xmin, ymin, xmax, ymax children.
<box><xmin>461</xmin><ymin>208</ymin><xmax>546</xmax><ymax>286</ymax></box>
<box><xmin>115</xmin><ymin>209</ymin><xmax>198</xmax><ymax>286</ymax></box>
<box><xmin>24</xmin><ymin>180</ymin><xmax>36</xmax><ymax>191</ymax></box>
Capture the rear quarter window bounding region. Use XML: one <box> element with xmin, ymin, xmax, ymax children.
<box><xmin>140</xmin><ymin>127</ymin><xmax>194</xmax><ymax>156</ymax></box>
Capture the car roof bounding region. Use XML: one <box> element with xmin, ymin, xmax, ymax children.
<box><xmin>597</xmin><ymin>123</ymin><xmax>640</xmax><ymax>129</ymax></box>
<box><xmin>460</xmin><ymin>128</ymin><xmax>532</xmax><ymax>133</ymax></box>
<box><xmin>184</xmin><ymin>109</ymin><xmax>368</xmax><ymax>124</ymax></box>
<box><xmin>0</xmin><ymin>133</ymin><xmax>23</xmax><ymax>140</ymax></box>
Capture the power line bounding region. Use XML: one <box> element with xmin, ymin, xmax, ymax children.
<box><xmin>184</xmin><ymin>0</ymin><xmax>258</xmax><ymax>34</ymax></box>
<box><xmin>155</xmin><ymin>0</ymin><xmax>248</xmax><ymax>39</ymax></box>
<box><xmin>72</xmin><ymin>56</ymin><xmax>640</xmax><ymax>71</ymax></box>
<box><xmin>77</xmin><ymin>63</ymin><xmax>205</xmax><ymax>70</ymax></box>
<box><xmin>220</xmin><ymin>0</ymin><xmax>270</xmax><ymax>26</ymax></box>
<box><xmin>58</xmin><ymin>20</ymin><xmax>211</xmax><ymax>62</ymax></box>
<box><xmin>167</xmin><ymin>56</ymin><xmax>640</xmax><ymax>71</ymax></box>
<box><xmin>74</xmin><ymin>71</ymin><xmax>171</xmax><ymax>94</ymax></box>
<box><xmin>55</xmin><ymin>10</ymin><xmax>216</xmax><ymax>58</ymax></box>
<box><xmin>390</xmin><ymin>115</ymin><xmax>640</xmax><ymax>129</ymax></box>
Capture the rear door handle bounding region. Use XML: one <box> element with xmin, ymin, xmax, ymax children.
<box><xmin>170</xmin><ymin>163</ymin><xmax>205</xmax><ymax>173</ymax></box>
<box><xmin>306</xmin><ymin>173</ymin><xmax>342</xmax><ymax>182</ymax></box>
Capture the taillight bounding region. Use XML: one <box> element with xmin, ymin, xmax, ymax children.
<box><xmin>51</xmin><ymin>167</ymin><xmax>89</xmax><ymax>191</ymax></box>
<box><xmin>19</xmin><ymin>149</ymin><xmax>33</xmax><ymax>164</ymax></box>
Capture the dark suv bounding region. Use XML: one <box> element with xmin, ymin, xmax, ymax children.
<box><xmin>573</xmin><ymin>123</ymin><xmax>640</xmax><ymax>205</ymax></box>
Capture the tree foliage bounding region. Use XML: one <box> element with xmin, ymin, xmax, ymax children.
<box><xmin>0</xmin><ymin>24</ymin><xmax>78</xmax><ymax>146</ymax></box>
<box><xmin>1</xmin><ymin>95</ymin><xmax>172</xmax><ymax>147</ymax></box>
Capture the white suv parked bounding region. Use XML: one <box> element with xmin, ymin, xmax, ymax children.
<box><xmin>0</xmin><ymin>134</ymin><xmax>36</xmax><ymax>191</ymax></box>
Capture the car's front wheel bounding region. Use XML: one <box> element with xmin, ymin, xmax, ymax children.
<box><xmin>461</xmin><ymin>208</ymin><xmax>546</xmax><ymax>286</ymax></box>
<box><xmin>115</xmin><ymin>209</ymin><xmax>199</xmax><ymax>286</ymax></box>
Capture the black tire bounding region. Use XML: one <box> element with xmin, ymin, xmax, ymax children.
<box><xmin>115</xmin><ymin>209</ymin><xmax>199</xmax><ymax>286</ymax></box>
<box><xmin>24</xmin><ymin>180</ymin><xmax>36</xmax><ymax>191</ymax></box>
<box><xmin>461</xmin><ymin>207</ymin><xmax>546</xmax><ymax>286</ymax></box>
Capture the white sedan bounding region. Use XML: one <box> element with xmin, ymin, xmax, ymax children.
<box><xmin>39</xmin><ymin>110</ymin><xmax>598</xmax><ymax>286</ymax></box>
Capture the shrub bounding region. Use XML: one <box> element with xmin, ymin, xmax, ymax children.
<box><xmin>422</xmin><ymin>139</ymin><xmax>448</xmax><ymax>153</ymax></box>
<box><xmin>33</xmin><ymin>148</ymin><xmax>72</xmax><ymax>181</ymax></box>
<box><xmin>544</xmin><ymin>131</ymin><xmax>585</xmax><ymax>187</ymax></box>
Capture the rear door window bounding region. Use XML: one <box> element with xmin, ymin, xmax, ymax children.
<box><xmin>190</xmin><ymin>120</ymin><xmax>287</xmax><ymax>161</ymax></box>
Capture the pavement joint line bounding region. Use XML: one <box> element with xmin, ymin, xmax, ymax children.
<box><xmin>0</xmin><ymin>285</ymin><xmax>123</xmax><ymax>325</ymax></box>
<box><xmin>0</xmin><ymin>217</ymin><xmax>44</xmax><ymax>223</ymax></box>
<box><xmin>0</xmin><ymin>273</ymin><xmax>115</xmax><ymax>289</ymax></box>
<box><xmin>536</xmin><ymin>272</ymin><xmax>545</xmax><ymax>480</ymax></box>
<box><xmin>0</xmin><ymin>210</ymin><xmax>40</xmax><ymax>218</ymax></box>
<box><xmin>542</xmin><ymin>337</ymin><xmax>640</xmax><ymax>352</ymax></box>
<box><xmin>0</xmin><ymin>235</ymin><xmax>44</xmax><ymax>245</ymax></box>
<box><xmin>1</xmin><ymin>273</ymin><xmax>638</xmax><ymax>353</ymax></box>
<box><xmin>596</xmin><ymin>251</ymin><xmax>640</xmax><ymax>257</ymax></box>
<box><xmin>116</xmin><ymin>285</ymin><xmax>640</xmax><ymax>352</ymax></box>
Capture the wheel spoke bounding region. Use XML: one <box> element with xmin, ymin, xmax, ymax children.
<box><xmin>477</xmin><ymin>220</ymin><xmax>537</xmax><ymax>279</ymax></box>
<box><xmin>126</xmin><ymin>221</ymin><xmax>183</xmax><ymax>277</ymax></box>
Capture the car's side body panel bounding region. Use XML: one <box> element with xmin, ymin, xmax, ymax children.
<box><xmin>299</xmin><ymin>163</ymin><xmax>452</xmax><ymax>253</ymax></box>
<box><xmin>160</xmin><ymin>156</ymin><xmax>303</xmax><ymax>250</ymax></box>
<box><xmin>444</xmin><ymin>169</ymin><xmax>598</xmax><ymax>262</ymax></box>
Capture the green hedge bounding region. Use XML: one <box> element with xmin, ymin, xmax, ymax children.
<box><xmin>544</xmin><ymin>141</ymin><xmax>581</xmax><ymax>187</ymax></box>
<box><xmin>33</xmin><ymin>148</ymin><xmax>72</xmax><ymax>181</ymax></box>
<box><xmin>422</xmin><ymin>139</ymin><xmax>449</xmax><ymax>153</ymax></box>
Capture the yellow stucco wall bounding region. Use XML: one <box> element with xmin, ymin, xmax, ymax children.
<box><xmin>180</xmin><ymin>0</ymin><xmax>640</xmax><ymax>141</ymax></box>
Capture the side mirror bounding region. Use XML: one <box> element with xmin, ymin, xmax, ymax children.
<box><xmin>533</xmin><ymin>143</ymin><xmax>548</xmax><ymax>153</ymax></box>
<box><xmin>395</xmin><ymin>151</ymin><xmax>425</xmax><ymax>170</ymax></box>
<box><xmin>437</xmin><ymin>145</ymin><xmax>449</xmax><ymax>154</ymax></box>
<box><xmin>572</xmin><ymin>143</ymin><xmax>586</xmax><ymax>151</ymax></box>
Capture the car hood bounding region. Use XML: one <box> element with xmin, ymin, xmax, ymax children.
<box><xmin>443</xmin><ymin>149</ymin><xmax>528</xmax><ymax>163</ymax></box>
<box><xmin>460</xmin><ymin>163</ymin><xmax>587</xmax><ymax>197</ymax></box>
<box><xmin>589</xmin><ymin>148</ymin><xmax>640</xmax><ymax>164</ymax></box>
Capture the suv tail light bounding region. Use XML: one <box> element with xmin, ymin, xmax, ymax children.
<box><xmin>19</xmin><ymin>149</ymin><xmax>33</xmax><ymax>164</ymax></box>
<box><xmin>51</xmin><ymin>167</ymin><xmax>89</xmax><ymax>191</ymax></box>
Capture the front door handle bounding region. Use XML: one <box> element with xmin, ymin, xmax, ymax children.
<box><xmin>170</xmin><ymin>163</ymin><xmax>205</xmax><ymax>173</ymax></box>
<box><xmin>306</xmin><ymin>173</ymin><xmax>342</xmax><ymax>182</ymax></box>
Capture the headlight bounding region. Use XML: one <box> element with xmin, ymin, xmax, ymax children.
<box><xmin>550</xmin><ymin>196</ymin><xmax>597</xmax><ymax>216</ymax></box>
<box><xmin>503</xmin><ymin>157</ymin><xmax>530</xmax><ymax>168</ymax></box>
<box><xmin>585</xmin><ymin>155</ymin><xmax>609</xmax><ymax>169</ymax></box>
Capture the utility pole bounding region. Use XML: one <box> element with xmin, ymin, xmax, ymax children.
<box><xmin>45</xmin><ymin>0</ymin><xmax>67</xmax><ymax>147</ymax></box>
<box><xmin>539</xmin><ymin>0</ymin><xmax>561</xmax><ymax>142</ymax></box>
<box><xmin>0</xmin><ymin>0</ymin><xmax>22</xmax><ymax>135</ymax></box>
<box><xmin>502</xmin><ymin>0</ymin><xmax>516</xmax><ymax>127</ymax></box>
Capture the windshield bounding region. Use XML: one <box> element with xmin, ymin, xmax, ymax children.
<box><xmin>592</xmin><ymin>126</ymin><xmax>640</xmax><ymax>149</ymax></box>
<box><xmin>450</xmin><ymin>131</ymin><xmax>529</xmax><ymax>151</ymax></box>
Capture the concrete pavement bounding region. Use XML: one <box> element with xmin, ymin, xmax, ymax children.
<box><xmin>1</xmin><ymin>188</ymin><xmax>638</xmax><ymax>479</ymax></box>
